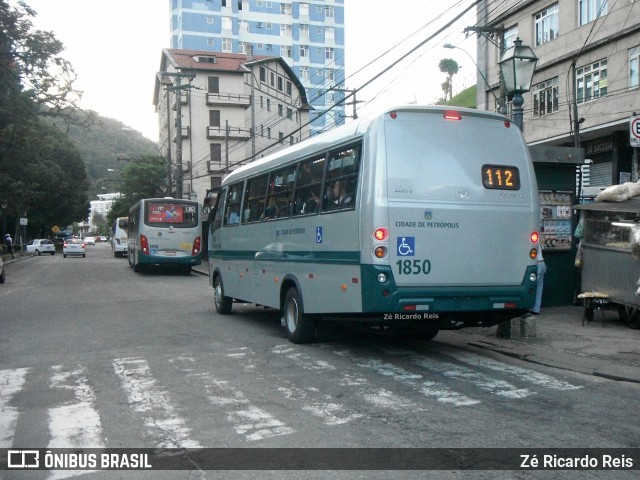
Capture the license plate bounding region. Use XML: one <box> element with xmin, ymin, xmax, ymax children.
<box><xmin>165</xmin><ymin>251</ymin><xmax>176</xmax><ymax>256</ymax></box>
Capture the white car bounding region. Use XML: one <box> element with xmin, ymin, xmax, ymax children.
<box><xmin>83</xmin><ymin>236</ymin><xmax>96</xmax><ymax>245</ymax></box>
<box><xmin>25</xmin><ymin>239</ymin><xmax>56</xmax><ymax>256</ymax></box>
<box><xmin>63</xmin><ymin>238</ymin><xmax>86</xmax><ymax>258</ymax></box>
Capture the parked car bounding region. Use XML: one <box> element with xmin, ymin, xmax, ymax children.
<box><xmin>63</xmin><ymin>238</ymin><xmax>86</xmax><ymax>258</ymax></box>
<box><xmin>83</xmin><ymin>236</ymin><xmax>96</xmax><ymax>246</ymax></box>
<box><xmin>25</xmin><ymin>239</ymin><xmax>56</xmax><ymax>256</ymax></box>
<box><xmin>0</xmin><ymin>255</ymin><xmax>4</xmax><ymax>283</ymax></box>
<box><xmin>99</xmin><ymin>236</ymin><xmax>108</xmax><ymax>243</ymax></box>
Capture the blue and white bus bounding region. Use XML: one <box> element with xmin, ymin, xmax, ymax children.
<box><xmin>127</xmin><ymin>198</ymin><xmax>202</xmax><ymax>273</ymax></box>
<box><xmin>208</xmin><ymin>106</ymin><xmax>540</xmax><ymax>343</ymax></box>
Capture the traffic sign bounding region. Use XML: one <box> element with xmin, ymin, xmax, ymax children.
<box><xmin>631</xmin><ymin>115</ymin><xmax>640</xmax><ymax>148</ymax></box>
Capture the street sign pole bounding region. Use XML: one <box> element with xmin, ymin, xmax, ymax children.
<box><xmin>631</xmin><ymin>114</ymin><xmax>640</xmax><ymax>181</ymax></box>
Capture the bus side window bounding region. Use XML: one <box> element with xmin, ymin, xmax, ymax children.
<box><xmin>323</xmin><ymin>143</ymin><xmax>361</xmax><ymax>212</ymax></box>
<box><xmin>223</xmin><ymin>183</ymin><xmax>243</xmax><ymax>226</ymax></box>
<box><xmin>210</xmin><ymin>188</ymin><xmax>224</xmax><ymax>232</ymax></box>
<box><xmin>294</xmin><ymin>155</ymin><xmax>325</xmax><ymax>216</ymax></box>
<box><xmin>244</xmin><ymin>174</ymin><xmax>269</xmax><ymax>223</ymax></box>
<box><xmin>266</xmin><ymin>164</ymin><xmax>296</xmax><ymax>220</ymax></box>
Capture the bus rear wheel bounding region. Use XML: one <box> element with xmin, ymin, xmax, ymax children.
<box><xmin>214</xmin><ymin>275</ymin><xmax>232</xmax><ymax>314</ymax></box>
<box><xmin>283</xmin><ymin>287</ymin><xmax>316</xmax><ymax>344</ymax></box>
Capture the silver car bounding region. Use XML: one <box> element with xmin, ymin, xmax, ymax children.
<box><xmin>26</xmin><ymin>239</ymin><xmax>56</xmax><ymax>256</ymax></box>
<box><xmin>63</xmin><ymin>238</ymin><xmax>86</xmax><ymax>258</ymax></box>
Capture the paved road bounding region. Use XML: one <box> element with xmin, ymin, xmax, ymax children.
<box><xmin>1</xmin><ymin>243</ymin><xmax>639</xmax><ymax>479</ymax></box>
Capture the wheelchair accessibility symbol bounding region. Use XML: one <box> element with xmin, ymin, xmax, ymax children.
<box><xmin>397</xmin><ymin>236</ymin><xmax>415</xmax><ymax>256</ymax></box>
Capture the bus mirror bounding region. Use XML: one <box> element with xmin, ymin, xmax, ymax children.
<box><xmin>118</xmin><ymin>219</ymin><xmax>128</xmax><ymax>230</ymax></box>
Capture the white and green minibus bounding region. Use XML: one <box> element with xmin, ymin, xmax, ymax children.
<box><xmin>208</xmin><ymin>106</ymin><xmax>540</xmax><ymax>343</ymax></box>
<box><xmin>128</xmin><ymin>198</ymin><xmax>202</xmax><ymax>273</ymax></box>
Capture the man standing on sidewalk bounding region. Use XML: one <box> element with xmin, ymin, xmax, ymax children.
<box><xmin>531</xmin><ymin>243</ymin><xmax>546</xmax><ymax>315</ymax></box>
<box><xmin>4</xmin><ymin>233</ymin><xmax>15</xmax><ymax>259</ymax></box>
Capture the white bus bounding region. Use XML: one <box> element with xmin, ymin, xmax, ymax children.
<box><xmin>112</xmin><ymin>216</ymin><xmax>128</xmax><ymax>258</ymax></box>
<box><xmin>127</xmin><ymin>198</ymin><xmax>202</xmax><ymax>273</ymax></box>
<box><xmin>208</xmin><ymin>106</ymin><xmax>540</xmax><ymax>343</ymax></box>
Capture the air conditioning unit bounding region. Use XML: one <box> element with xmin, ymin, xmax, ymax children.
<box><xmin>581</xmin><ymin>186</ymin><xmax>607</xmax><ymax>197</ymax></box>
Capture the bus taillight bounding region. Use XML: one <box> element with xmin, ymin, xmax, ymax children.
<box><xmin>531</xmin><ymin>232</ymin><xmax>539</xmax><ymax>243</ymax></box>
<box><xmin>140</xmin><ymin>234</ymin><xmax>149</xmax><ymax>255</ymax></box>
<box><xmin>192</xmin><ymin>236</ymin><xmax>201</xmax><ymax>256</ymax></box>
<box><xmin>373</xmin><ymin>227</ymin><xmax>388</xmax><ymax>241</ymax></box>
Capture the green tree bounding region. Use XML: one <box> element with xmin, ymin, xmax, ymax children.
<box><xmin>438</xmin><ymin>58</ymin><xmax>460</xmax><ymax>102</ymax></box>
<box><xmin>106</xmin><ymin>155</ymin><xmax>167</xmax><ymax>227</ymax></box>
<box><xmin>0</xmin><ymin>0</ymin><xmax>89</xmax><ymax>238</ymax></box>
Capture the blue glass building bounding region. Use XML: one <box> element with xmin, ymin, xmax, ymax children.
<box><xmin>170</xmin><ymin>0</ymin><xmax>346</xmax><ymax>136</ymax></box>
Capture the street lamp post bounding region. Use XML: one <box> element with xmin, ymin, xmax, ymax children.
<box><xmin>498</xmin><ymin>38</ymin><xmax>538</xmax><ymax>131</ymax></box>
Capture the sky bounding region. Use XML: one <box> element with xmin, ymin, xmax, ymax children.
<box><xmin>21</xmin><ymin>0</ymin><xmax>478</xmax><ymax>142</ymax></box>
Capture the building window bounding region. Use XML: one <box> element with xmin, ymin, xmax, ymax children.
<box><xmin>210</xmin><ymin>143</ymin><xmax>222</xmax><ymax>165</ymax></box>
<box><xmin>279</xmin><ymin>132</ymin><xmax>284</xmax><ymax>143</ymax></box>
<box><xmin>281</xmin><ymin>3</ymin><xmax>292</xmax><ymax>15</ymax></box>
<box><xmin>267</xmin><ymin>99</ymin><xmax>271</xmax><ymax>112</ymax></box>
<box><xmin>300</xmin><ymin>66</ymin><xmax>309</xmax><ymax>80</ymax></box>
<box><xmin>325</xmin><ymin>47</ymin><xmax>335</xmax><ymax>61</ymax></box>
<box><xmin>325</xmin><ymin>27</ymin><xmax>334</xmax><ymax>40</ymax></box>
<box><xmin>278</xmin><ymin>104</ymin><xmax>283</xmax><ymax>116</ymax></box>
<box><xmin>535</xmin><ymin>3</ymin><xmax>559</xmax><ymax>46</ymax></box>
<box><xmin>579</xmin><ymin>0</ymin><xmax>608</xmax><ymax>26</ymax></box>
<box><xmin>281</xmin><ymin>25</ymin><xmax>292</xmax><ymax>37</ymax></box>
<box><xmin>208</xmin><ymin>76</ymin><xmax>220</xmax><ymax>94</ymax></box>
<box><xmin>281</xmin><ymin>45</ymin><xmax>292</xmax><ymax>58</ymax></box>
<box><xmin>286</xmin><ymin>107</ymin><xmax>293</xmax><ymax>120</ymax></box>
<box><xmin>207</xmin><ymin>38</ymin><xmax>215</xmax><ymax>46</ymax></box>
<box><xmin>206</xmin><ymin>16</ymin><xmax>214</xmax><ymax>24</ymax></box>
<box><xmin>260</xmin><ymin>66</ymin><xmax>267</xmax><ymax>83</ymax></box>
<box><xmin>300</xmin><ymin>4</ymin><xmax>309</xmax><ymax>16</ymax></box>
<box><xmin>577</xmin><ymin>59</ymin><xmax>607</xmax><ymax>104</ymax></box>
<box><xmin>502</xmin><ymin>25</ymin><xmax>518</xmax><ymax>50</ymax></box>
<box><xmin>222</xmin><ymin>38</ymin><xmax>233</xmax><ymax>52</ymax></box>
<box><xmin>239</xmin><ymin>20</ymin><xmax>249</xmax><ymax>33</ymax></box>
<box><xmin>286</xmin><ymin>80</ymin><xmax>292</xmax><ymax>96</ymax></box>
<box><xmin>533</xmin><ymin>77</ymin><xmax>558</xmax><ymax>117</ymax></box>
<box><xmin>299</xmin><ymin>24</ymin><xmax>309</xmax><ymax>38</ymax></box>
<box><xmin>222</xmin><ymin>17</ymin><xmax>232</xmax><ymax>30</ymax></box>
<box><xmin>209</xmin><ymin>110</ymin><xmax>221</xmax><ymax>127</ymax></box>
<box><xmin>300</xmin><ymin>45</ymin><xmax>309</xmax><ymax>58</ymax></box>
<box><xmin>277</xmin><ymin>76</ymin><xmax>284</xmax><ymax>91</ymax></box>
<box><xmin>325</xmin><ymin>6</ymin><xmax>335</xmax><ymax>18</ymax></box>
<box><xmin>630</xmin><ymin>46</ymin><xmax>640</xmax><ymax>89</ymax></box>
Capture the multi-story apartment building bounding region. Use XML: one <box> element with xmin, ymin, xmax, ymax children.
<box><xmin>169</xmin><ymin>0</ymin><xmax>346</xmax><ymax>137</ymax></box>
<box><xmin>476</xmin><ymin>0</ymin><xmax>640</xmax><ymax>189</ymax></box>
<box><xmin>153</xmin><ymin>49</ymin><xmax>312</xmax><ymax>202</ymax></box>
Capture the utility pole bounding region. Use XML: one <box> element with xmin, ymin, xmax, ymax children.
<box><xmin>329</xmin><ymin>86</ymin><xmax>363</xmax><ymax>120</ymax></box>
<box><xmin>159</xmin><ymin>71</ymin><xmax>195</xmax><ymax>199</ymax></box>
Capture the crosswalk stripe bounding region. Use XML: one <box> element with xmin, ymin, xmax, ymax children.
<box><xmin>446</xmin><ymin>350</ymin><xmax>582</xmax><ymax>391</ymax></box>
<box><xmin>168</xmin><ymin>355</ymin><xmax>294</xmax><ymax>441</ymax></box>
<box><xmin>0</xmin><ymin>367</ymin><xmax>30</xmax><ymax>448</ymax></box>
<box><xmin>48</xmin><ymin>365</ymin><xmax>105</xmax><ymax>448</ymax></box>
<box><xmin>112</xmin><ymin>357</ymin><xmax>201</xmax><ymax>448</ymax></box>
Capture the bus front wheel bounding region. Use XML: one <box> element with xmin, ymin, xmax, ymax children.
<box><xmin>214</xmin><ymin>275</ymin><xmax>232</xmax><ymax>314</ymax></box>
<box><xmin>283</xmin><ymin>287</ymin><xmax>316</xmax><ymax>344</ymax></box>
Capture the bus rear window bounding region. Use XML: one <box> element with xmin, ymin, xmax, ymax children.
<box><xmin>145</xmin><ymin>202</ymin><xmax>198</xmax><ymax>227</ymax></box>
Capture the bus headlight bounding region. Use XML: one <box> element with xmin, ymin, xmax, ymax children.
<box><xmin>377</xmin><ymin>273</ymin><xmax>387</xmax><ymax>283</ymax></box>
<box><xmin>529</xmin><ymin>273</ymin><xmax>537</xmax><ymax>282</ymax></box>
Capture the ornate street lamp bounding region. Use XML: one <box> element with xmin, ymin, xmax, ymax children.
<box><xmin>499</xmin><ymin>38</ymin><xmax>538</xmax><ymax>131</ymax></box>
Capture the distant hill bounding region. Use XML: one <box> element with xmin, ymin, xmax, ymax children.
<box><xmin>46</xmin><ymin>112</ymin><xmax>162</xmax><ymax>199</ymax></box>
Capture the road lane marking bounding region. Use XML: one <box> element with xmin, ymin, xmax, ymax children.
<box><xmin>168</xmin><ymin>355</ymin><xmax>293</xmax><ymax>441</ymax></box>
<box><xmin>112</xmin><ymin>357</ymin><xmax>201</xmax><ymax>448</ymax></box>
<box><xmin>0</xmin><ymin>367</ymin><xmax>30</xmax><ymax>448</ymax></box>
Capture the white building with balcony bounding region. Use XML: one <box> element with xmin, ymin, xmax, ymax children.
<box><xmin>154</xmin><ymin>49</ymin><xmax>312</xmax><ymax>202</ymax></box>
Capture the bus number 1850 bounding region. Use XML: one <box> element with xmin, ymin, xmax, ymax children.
<box><xmin>396</xmin><ymin>259</ymin><xmax>432</xmax><ymax>275</ymax></box>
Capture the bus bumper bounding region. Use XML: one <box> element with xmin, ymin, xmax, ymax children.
<box><xmin>360</xmin><ymin>264</ymin><xmax>537</xmax><ymax>327</ymax></box>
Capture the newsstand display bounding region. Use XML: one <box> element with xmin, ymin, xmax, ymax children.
<box><xmin>574</xmin><ymin>197</ymin><xmax>640</xmax><ymax>328</ymax></box>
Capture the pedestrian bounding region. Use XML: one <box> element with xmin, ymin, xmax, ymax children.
<box><xmin>4</xmin><ymin>233</ymin><xmax>15</xmax><ymax>259</ymax></box>
<box><xmin>531</xmin><ymin>243</ymin><xmax>546</xmax><ymax>315</ymax></box>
